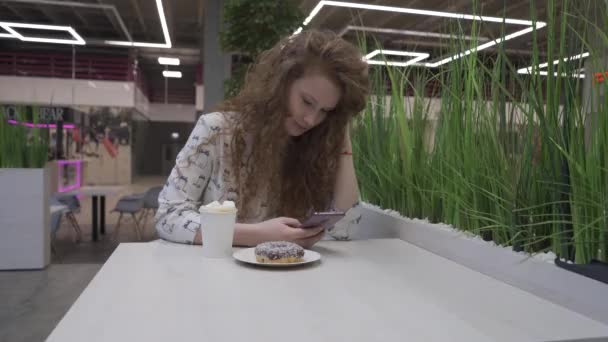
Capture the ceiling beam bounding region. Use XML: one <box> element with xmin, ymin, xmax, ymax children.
<box><xmin>3</xmin><ymin>3</ymin><xmax>31</xmax><ymax>21</ymax></box>
<box><xmin>197</xmin><ymin>0</ymin><xmax>204</xmax><ymax>30</ymax></box>
<box><xmin>71</xmin><ymin>8</ymin><xmax>90</xmax><ymax>28</ymax></box>
<box><xmin>164</xmin><ymin>0</ymin><xmax>175</xmax><ymax>47</ymax></box>
<box><xmin>96</xmin><ymin>0</ymin><xmax>126</xmax><ymax>40</ymax></box>
<box><xmin>39</xmin><ymin>5</ymin><xmax>65</xmax><ymax>25</ymax></box>
<box><xmin>408</xmin><ymin>0</ymin><xmax>464</xmax><ymax>33</ymax></box>
<box><xmin>356</xmin><ymin>0</ymin><xmax>426</xmax><ymax>35</ymax></box>
<box><xmin>129</xmin><ymin>0</ymin><xmax>149</xmax><ymax>39</ymax></box>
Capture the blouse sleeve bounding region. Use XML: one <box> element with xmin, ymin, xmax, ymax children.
<box><xmin>154</xmin><ymin>113</ymin><xmax>221</xmax><ymax>244</ymax></box>
<box><xmin>326</xmin><ymin>202</ymin><xmax>362</xmax><ymax>241</ymax></box>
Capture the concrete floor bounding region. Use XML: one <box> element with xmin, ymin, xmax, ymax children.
<box><xmin>0</xmin><ymin>176</ymin><xmax>165</xmax><ymax>342</ymax></box>
<box><xmin>0</xmin><ymin>264</ymin><xmax>102</xmax><ymax>342</ymax></box>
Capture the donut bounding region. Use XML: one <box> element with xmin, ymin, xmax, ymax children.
<box><xmin>254</xmin><ymin>241</ymin><xmax>305</xmax><ymax>263</ymax></box>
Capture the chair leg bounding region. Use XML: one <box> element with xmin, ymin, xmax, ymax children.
<box><xmin>67</xmin><ymin>213</ymin><xmax>82</xmax><ymax>243</ymax></box>
<box><xmin>139</xmin><ymin>209</ymin><xmax>147</xmax><ymax>222</ymax></box>
<box><xmin>150</xmin><ymin>209</ymin><xmax>158</xmax><ymax>238</ymax></box>
<box><xmin>141</xmin><ymin>209</ymin><xmax>149</xmax><ymax>233</ymax></box>
<box><xmin>131</xmin><ymin>213</ymin><xmax>142</xmax><ymax>241</ymax></box>
<box><xmin>51</xmin><ymin>240</ymin><xmax>58</xmax><ymax>256</ymax></box>
<box><xmin>51</xmin><ymin>215</ymin><xmax>61</xmax><ymax>255</ymax></box>
<box><xmin>113</xmin><ymin>213</ymin><xmax>124</xmax><ymax>240</ymax></box>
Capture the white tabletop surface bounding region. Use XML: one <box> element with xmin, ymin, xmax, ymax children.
<box><xmin>45</xmin><ymin>239</ymin><xmax>608</xmax><ymax>342</ymax></box>
<box><xmin>62</xmin><ymin>185</ymin><xmax>123</xmax><ymax>196</ymax></box>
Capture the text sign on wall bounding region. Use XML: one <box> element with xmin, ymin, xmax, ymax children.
<box><xmin>3</xmin><ymin>105</ymin><xmax>72</xmax><ymax>122</ymax></box>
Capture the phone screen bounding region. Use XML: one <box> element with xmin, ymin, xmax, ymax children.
<box><xmin>301</xmin><ymin>211</ymin><xmax>345</xmax><ymax>230</ymax></box>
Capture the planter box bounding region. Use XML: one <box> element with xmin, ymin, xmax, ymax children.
<box><xmin>0</xmin><ymin>166</ymin><xmax>50</xmax><ymax>270</ymax></box>
<box><xmin>347</xmin><ymin>204</ymin><xmax>608</xmax><ymax>326</ymax></box>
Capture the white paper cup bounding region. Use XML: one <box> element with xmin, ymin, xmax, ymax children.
<box><xmin>199</xmin><ymin>207</ymin><xmax>237</xmax><ymax>258</ymax></box>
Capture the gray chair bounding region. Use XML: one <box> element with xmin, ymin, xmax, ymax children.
<box><xmin>111</xmin><ymin>194</ymin><xmax>145</xmax><ymax>241</ymax></box>
<box><xmin>51</xmin><ymin>194</ymin><xmax>83</xmax><ymax>243</ymax></box>
<box><xmin>139</xmin><ymin>186</ymin><xmax>162</xmax><ymax>230</ymax></box>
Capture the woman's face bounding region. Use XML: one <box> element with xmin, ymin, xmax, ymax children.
<box><xmin>285</xmin><ymin>72</ymin><xmax>341</xmax><ymax>137</ymax></box>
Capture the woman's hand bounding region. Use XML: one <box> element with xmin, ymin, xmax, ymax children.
<box><xmin>233</xmin><ymin>217</ymin><xmax>325</xmax><ymax>248</ymax></box>
<box><xmin>255</xmin><ymin>217</ymin><xmax>325</xmax><ymax>248</ymax></box>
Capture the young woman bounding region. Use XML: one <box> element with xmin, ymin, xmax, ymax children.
<box><xmin>155</xmin><ymin>29</ymin><xmax>369</xmax><ymax>247</ymax></box>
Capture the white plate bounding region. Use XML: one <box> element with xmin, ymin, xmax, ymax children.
<box><xmin>233</xmin><ymin>247</ymin><xmax>321</xmax><ymax>267</ymax></box>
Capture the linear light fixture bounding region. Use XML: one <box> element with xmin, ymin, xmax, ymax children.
<box><xmin>364</xmin><ymin>49</ymin><xmax>430</xmax><ymax>67</ymax></box>
<box><xmin>517</xmin><ymin>52</ymin><xmax>589</xmax><ymax>78</ymax></box>
<box><xmin>0</xmin><ymin>22</ymin><xmax>85</xmax><ymax>45</ymax></box>
<box><xmin>536</xmin><ymin>71</ymin><xmax>586</xmax><ymax>78</ymax></box>
<box><xmin>105</xmin><ymin>0</ymin><xmax>171</xmax><ymax>48</ymax></box>
<box><xmin>163</xmin><ymin>70</ymin><xmax>182</xmax><ymax>78</ymax></box>
<box><xmin>427</xmin><ymin>24</ymin><xmax>545</xmax><ymax>67</ymax></box>
<box><xmin>158</xmin><ymin>57</ymin><xmax>180</xmax><ymax>65</ymax></box>
<box><xmin>0</xmin><ymin>31</ymin><xmax>15</xmax><ymax>38</ymax></box>
<box><xmin>339</xmin><ymin>25</ymin><xmax>490</xmax><ymax>42</ymax></box>
<box><xmin>304</xmin><ymin>1</ymin><xmax>538</xmax><ymax>26</ymax></box>
<box><xmin>367</xmin><ymin>60</ymin><xmax>427</xmax><ymax>67</ymax></box>
<box><xmin>0</xmin><ymin>0</ymin><xmax>132</xmax><ymax>41</ymax></box>
<box><xmin>297</xmin><ymin>1</ymin><xmax>546</xmax><ymax>68</ymax></box>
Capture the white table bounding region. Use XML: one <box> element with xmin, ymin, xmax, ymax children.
<box><xmin>45</xmin><ymin>239</ymin><xmax>608</xmax><ymax>342</ymax></box>
<box><xmin>62</xmin><ymin>186</ymin><xmax>123</xmax><ymax>241</ymax></box>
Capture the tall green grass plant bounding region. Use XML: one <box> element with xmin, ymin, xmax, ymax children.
<box><xmin>352</xmin><ymin>0</ymin><xmax>608</xmax><ymax>263</ymax></box>
<box><xmin>0</xmin><ymin>105</ymin><xmax>49</xmax><ymax>169</ymax></box>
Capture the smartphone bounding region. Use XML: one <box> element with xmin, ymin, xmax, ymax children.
<box><xmin>301</xmin><ymin>211</ymin><xmax>345</xmax><ymax>230</ymax></box>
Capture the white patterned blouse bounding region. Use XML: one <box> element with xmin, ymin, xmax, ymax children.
<box><xmin>154</xmin><ymin>112</ymin><xmax>356</xmax><ymax>244</ymax></box>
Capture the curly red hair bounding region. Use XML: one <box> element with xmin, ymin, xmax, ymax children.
<box><xmin>218</xmin><ymin>29</ymin><xmax>369</xmax><ymax>221</ymax></box>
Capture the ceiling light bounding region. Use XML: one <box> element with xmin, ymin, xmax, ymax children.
<box><xmin>365</xmin><ymin>50</ymin><xmax>430</xmax><ymax>67</ymax></box>
<box><xmin>365</xmin><ymin>49</ymin><xmax>428</xmax><ymax>59</ymax></box>
<box><xmin>0</xmin><ymin>22</ymin><xmax>85</xmax><ymax>45</ymax></box>
<box><xmin>519</xmin><ymin>52</ymin><xmax>589</xmax><ymax>73</ymax></box>
<box><xmin>104</xmin><ymin>41</ymin><xmax>170</xmax><ymax>48</ymax></box>
<box><xmin>300</xmin><ymin>1</ymin><xmax>546</xmax><ymax>68</ymax></box>
<box><xmin>163</xmin><ymin>70</ymin><xmax>182</xmax><ymax>78</ymax></box>
<box><xmin>538</xmin><ymin>71</ymin><xmax>585</xmax><ymax>78</ymax></box>
<box><xmin>517</xmin><ymin>52</ymin><xmax>589</xmax><ymax>78</ymax></box>
<box><xmin>427</xmin><ymin>24</ymin><xmax>545</xmax><ymax>67</ymax></box>
<box><xmin>340</xmin><ymin>25</ymin><xmax>490</xmax><ymax>42</ymax></box>
<box><xmin>158</xmin><ymin>57</ymin><xmax>180</xmax><ymax>65</ymax></box>
<box><xmin>105</xmin><ymin>0</ymin><xmax>171</xmax><ymax>48</ymax></box>
<box><xmin>0</xmin><ymin>1</ymin><xmax>132</xmax><ymax>42</ymax></box>
<box><xmin>367</xmin><ymin>60</ymin><xmax>426</xmax><ymax>67</ymax></box>
<box><xmin>304</xmin><ymin>1</ymin><xmax>538</xmax><ymax>27</ymax></box>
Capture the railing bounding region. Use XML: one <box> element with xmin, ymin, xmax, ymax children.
<box><xmin>134</xmin><ymin>64</ymin><xmax>150</xmax><ymax>99</ymax></box>
<box><xmin>0</xmin><ymin>52</ymin><xmax>133</xmax><ymax>81</ymax></box>
<box><xmin>148</xmin><ymin>87</ymin><xmax>196</xmax><ymax>104</ymax></box>
<box><xmin>0</xmin><ymin>51</ymin><xmax>198</xmax><ymax>104</ymax></box>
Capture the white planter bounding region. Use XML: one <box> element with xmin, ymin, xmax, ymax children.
<box><xmin>0</xmin><ymin>166</ymin><xmax>50</xmax><ymax>270</ymax></box>
<box><xmin>346</xmin><ymin>204</ymin><xmax>608</xmax><ymax>326</ymax></box>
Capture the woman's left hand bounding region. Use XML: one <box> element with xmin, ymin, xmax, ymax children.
<box><xmin>293</xmin><ymin>226</ymin><xmax>325</xmax><ymax>249</ymax></box>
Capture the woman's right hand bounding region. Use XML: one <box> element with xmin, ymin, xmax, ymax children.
<box><xmin>253</xmin><ymin>217</ymin><xmax>325</xmax><ymax>248</ymax></box>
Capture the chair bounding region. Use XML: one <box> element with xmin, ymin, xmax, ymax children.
<box><xmin>138</xmin><ymin>186</ymin><xmax>162</xmax><ymax>230</ymax></box>
<box><xmin>51</xmin><ymin>194</ymin><xmax>83</xmax><ymax>243</ymax></box>
<box><xmin>111</xmin><ymin>194</ymin><xmax>145</xmax><ymax>241</ymax></box>
<box><xmin>50</xmin><ymin>197</ymin><xmax>77</xmax><ymax>255</ymax></box>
